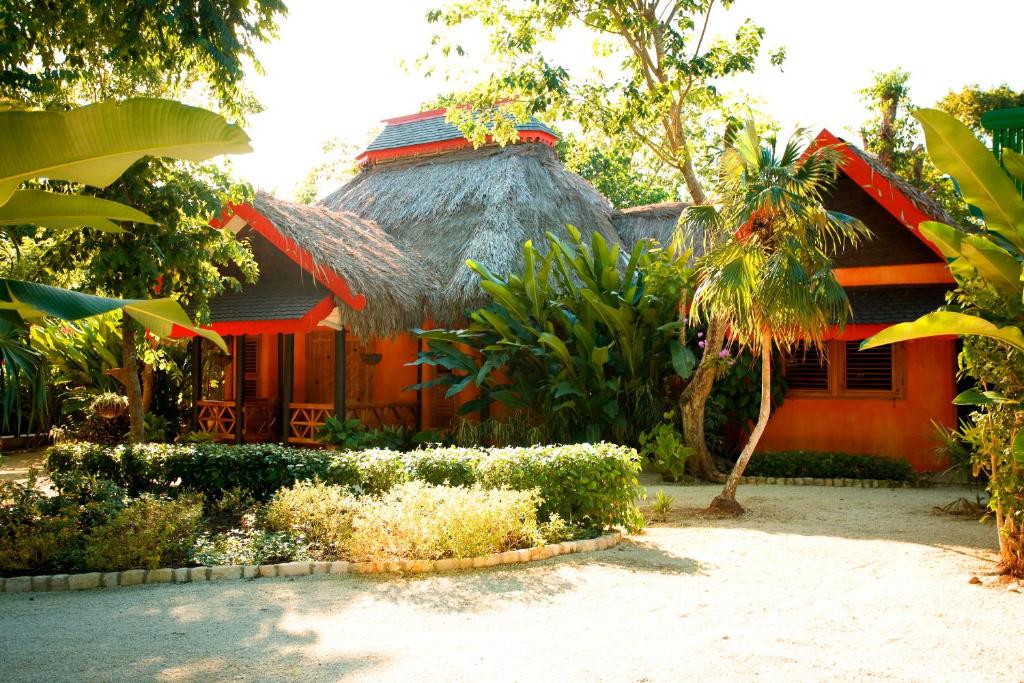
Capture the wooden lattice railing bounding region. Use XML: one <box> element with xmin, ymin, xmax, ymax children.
<box><xmin>287</xmin><ymin>401</ymin><xmax>421</xmax><ymax>445</ymax></box>
<box><xmin>288</xmin><ymin>403</ymin><xmax>333</xmax><ymax>445</ymax></box>
<box><xmin>197</xmin><ymin>399</ymin><xmax>278</xmax><ymax>442</ymax></box>
<box><xmin>197</xmin><ymin>400</ymin><xmax>235</xmax><ymax>441</ymax></box>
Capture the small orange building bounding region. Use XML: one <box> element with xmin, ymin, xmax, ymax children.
<box><xmin>189</xmin><ymin>114</ymin><xmax>957</xmax><ymax>471</ymax></box>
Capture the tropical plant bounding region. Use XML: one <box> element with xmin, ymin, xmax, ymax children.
<box><xmin>639</xmin><ymin>413</ymin><xmax>694</xmax><ymax>482</ymax></box>
<box><xmin>31</xmin><ymin>315</ymin><xmax>123</xmax><ymax>415</ymax></box>
<box><xmin>0</xmin><ymin>98</ymin><xmax>248</xmax><ymax>431</ymax></box>
<box><xmin>423</xmin><ymin>1</ymin><xmax>786</xmax><ymax>474</ymax></box>
<box><xmin>861</xmin><ymin>109</ymin><xmax>1024</xmax><ymax>576</ymax></box>
<box><xmin>415</xmin><ymin>229</ymin><xmax>696</xmax><ymax>444</ymax></box>
<box><xmin>650</xmin><ymin>490</ymin><xmax>674</xmax><ymax>522</ymax></box>
<box><xmin>686</xmin><ymin>120</ymin><xmax>868</xmax><ymax>514</ymax></box>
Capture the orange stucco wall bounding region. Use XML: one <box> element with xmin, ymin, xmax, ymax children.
<box><xmin>757</xmin><ymin>338</ymin><xmax>957</xmax><ymax>471</ymax></box>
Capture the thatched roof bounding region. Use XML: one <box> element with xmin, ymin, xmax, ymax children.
<box><xmin>842</xmin><ymin>140</ymin><xmax>959</xmax><ymax>227</ymax></box>
<box><xmin>612</xmin><ymin>201</ymin><xmax>689</xmax><ymax>253</ymax></box>
<box><xmin>250</xmin><ymin>192</ymin><xmax>436</xmax><ymax>338</ymax></box>
<box><xmin>319</xmin><ymin>143</ymin><xmax>618</xmax><ymax>324</ymax></box>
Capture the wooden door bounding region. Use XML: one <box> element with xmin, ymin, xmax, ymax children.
<box><xmin>305</xmin><ymin>331</ymin><xmax>370</xmax><ymax>405</ymax></box>
<box><xmin>305</xmin><ymin>331</ymin><xmax>335</xmax><ymax>404</ymax></box>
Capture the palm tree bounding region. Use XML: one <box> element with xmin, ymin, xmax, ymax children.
<box><xmin>684</xmin><ymin>120</ymin><xmax>870</xmax><ymax>515</ymax></box>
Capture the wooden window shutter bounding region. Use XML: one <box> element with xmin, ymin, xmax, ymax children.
<box><xmin>784</xmin><ymin>343</ymin><xmax>830</xmax><ymax>392</ymax></box>
<box><xmin>843</xmin><ymin>341</ymin><xmax>894</xmax><ymax>392</ymax></box>
<box><xmin>243</xmin><ymin>337</ymin><xmax>259</xmax><ymax>400</ymax></box>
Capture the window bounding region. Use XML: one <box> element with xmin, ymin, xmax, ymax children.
<box><xmin>843</xmin><ymin>342</ymin><xmax>893</xmax><ymax>392</ymax></box>
<box><xmin>784</xmin><ymin>344</ymin><xmax>829</xmax><ymax>392</ymax></box>
<box><xmin>784</xmin><ymin>341</ymin><xmax>902</xmax><ymax>398</ymax></box>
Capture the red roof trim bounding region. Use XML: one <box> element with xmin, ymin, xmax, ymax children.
<box><xmin>382</xmin><ymin>108</ymin><xmax>448</xmax><ymax>124</ymax></box>
<box><xmin>813</xmin><ymin>129</ymin><xmax>945</xmax><ymax>260</ymax></box>
<box><xmin>355</xmin><ymin>130</ymin><xmax>558</xmax><ymax>166</ymax></box>
<box><xmin>211</xmin><ymin>203</ymin><xmax>367</xmax><ymax>312</ymax></box>
<box><xmin>171</xmin><ymin>295</ymin><xmax>338</xmax><ymax>338</ymax></box>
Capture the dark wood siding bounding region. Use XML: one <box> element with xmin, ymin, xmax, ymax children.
<box><xmin>826</xmin><ymin>174</ymin><xmax>942</xmax><ymax>267</ymax></box>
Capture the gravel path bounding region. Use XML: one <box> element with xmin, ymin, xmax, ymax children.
<box><xmin>3</xmin><ymin>483</ymin><xmax>1021</xmax><ymax>682</ymax></box>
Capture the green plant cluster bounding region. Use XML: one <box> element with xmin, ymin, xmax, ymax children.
<box><xmin>414</xmin><ymin>228</ymin><xmax>697</xmax><ymax>446</ymax></box>
<box><xmin>45</xmin><ymin>441</ymin><xmax>644</xmax><ymax>532</ymax></box>
<box><xmin>314</xmin><ymin>415</ymin><xmax>443</xmax><ymax>451</ymax></box>
<box><xmin>744</xmin><ymin>451</ymin><xmax>912</xmax><ymax>481</ymax></box>
<box><xmin>0</xmin><ymin>472</ymin><xmax>204</xmax><ymax>574</ymax></box>
<box><xmin>639</xmin><ymin>413</ymin><xmax>693</xmax><ymax>482</ymax></box>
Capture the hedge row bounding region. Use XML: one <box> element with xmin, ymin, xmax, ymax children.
<box><xmin>744</xmin><ymin>450</ymin><xmax>913</xmax><ymax>481</ymax></box>
<box><xmin>46</xmin><ymin>442</ymin><xmax>644</xmax><ymax>531</ymax></box>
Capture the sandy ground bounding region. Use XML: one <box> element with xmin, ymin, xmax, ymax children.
<box><xmin>2</xmin><ymin>481</ymin><xmax>1021</xmax><ymax>682</ymax></box>
<box><xmin>0</xmin><ymin>447</ymin><xmax>48</xmax><ymax>483</ymax></box>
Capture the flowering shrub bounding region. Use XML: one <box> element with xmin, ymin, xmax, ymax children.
<box><xmin>83</xmin><ymin>494</ymin><xmax>204</xmax><ymax>571</ymax></box>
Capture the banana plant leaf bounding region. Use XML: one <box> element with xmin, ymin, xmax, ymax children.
<box><xmin>0</xmin><ymin>98</ymin><xmax>252</xmax><ymax>205</ymax></box>
<box><xmin>0</xmin><ymin>189</ymin><xmax>155</xmax><ymax>232</ymax></box>
<box><xmin>0</xmin><ymin>279</ymin><xmax>226</xmax><ymax>352</ymax></box>
<box><xmin>1003</xmin><ymin>149</ymin><xmax>1024</xmax><ymax>184</ymax></box>
<box><xmin>914</xmin><ymin>109</ymin><xmax>1024</xmax><ymax>251</ymax></box>
<box><xmin>861</xmin><ymin>311</ymin><xmax>1024</xmax><ymax>352</ymax></box>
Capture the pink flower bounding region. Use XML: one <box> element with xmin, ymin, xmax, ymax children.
<box><xmin>718</xmin><ymin>349</ymin><xmax>730</xmax><ymax>358</ymax></box>
<box><xmin>698</xmin><ymin>341</ymin><xmax>706</xmax><ymax>348</ymax></box>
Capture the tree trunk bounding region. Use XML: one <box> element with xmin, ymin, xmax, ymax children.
<box><xmin>707</xmin><ymin>337</ymin><xmax>773</xmax><ymax>515</ymax></box>
<box><xmin>679</xmin><ymin>316</ymin><xmax>727</xmax><ymax>482</ymax></box>
<box><xmin>121</xmin><ymin>315</ymin><xmax>145</xmax><ymax>444</ymax></box>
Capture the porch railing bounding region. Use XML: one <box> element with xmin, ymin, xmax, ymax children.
<box><xmin>197</xmin><ymin>399</ymin><xmax>279</xmax><ymax>442</ymax></box>
<box><xmin>287</xmin><ymin>401</ymin><xmax>421</xmax><ymax>445</ymax></box>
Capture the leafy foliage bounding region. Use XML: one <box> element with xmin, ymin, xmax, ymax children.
<box><xmin>82</xmin><ymin>493</ymin><xmax>204</xmax><ymax>571</ymax></box>
<box><xmin>422</xmin><ymin>0</ymin><xmax>783</xmax><ymax>204</ymax></box>
<box><xmin>744</xmin><ymin>451</ymin><xmax>912</xmax><ymax>481</ymax></box>
<box><xmin>46</xmin><ymin>441</ymin><xmax>644</xmax><ymax>532</ymax></box>
<box><xmin>639</xmin><ymin>413</ymin><xmax>693</xmax><ymax>482</ymax></box>
<box><xmin>687</xmin><ymin>120</ymin><xmax>867</xmax><ymax>507</ymax></box>
<box><xmin>263</xmin><ymin>481</ymin><xmax>359</xmax><ymax>560</ymax></box>
<box><xmin>415</xmin><ymin>229</ymin><xmax>696</xmax><ymax>444</ymax></box>
<box><xmin>348</xmin><ymin>482</ymin><xmax>543</xmax><ymax>562</ymax></box>
<box><xmin>559</xmin><ymin>131</ymin><xmax>676</xmax><ymax>209</ymax></box>
<box><xmin>0</xmin><ymin>0</ymin><xmax>286</xmax><ymax>119</ymax></box>
<box><xmin>862</xmin><ymin>110</ymin><xmax>1024</xmax><ymax>575</ymax></box>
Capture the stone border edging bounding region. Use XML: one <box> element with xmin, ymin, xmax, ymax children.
<box><xmin>0</xmin><ymin>531</ymin><xmax>623</xmax><ymax>594</ymax></box>
<box><xmin>736</xmin><ymin>476</ymin><xmax>914</xmax><ymax>488</ymax></box>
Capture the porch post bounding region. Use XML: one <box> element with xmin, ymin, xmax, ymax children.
<box><xmin>191</xmin><ymin>337</ymin><xmax>202</xmax><ymax>432</ymax></box>
<box><xmin>280</xmin><ymin>333</ymin><xmax>294</xmax><ymax>443</ymax></box>
<box><xmin>334</xmin><ymin>327</ymin><xmax>346</xmax><ymax>420</ymax></box>
<box><xmin>416</xmin><ymin>337</ymin><xmax>425</xmax><ymax>431</ymax></box>
<box><xmin>234</xmin><ymin>335</ymin><xmax>246</xmax><ymax>444</ymax></box>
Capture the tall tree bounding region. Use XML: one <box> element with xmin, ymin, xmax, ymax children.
<box><xmin>685</xmin><ymin>121</ymin><xmax>867</xmax><ymax>514</ymax></box>
<box><xmin>1</xmin><ymin>0</ymin><xmax>286</xmax><ymax>442</ymax></box>
<box><xmin>559</xmin><ymin>132</ymin><xmax>678</xmax><ymax>209</ymax></box>
<box><xmin>423</xmin><ymin>0</ymin><xmax>783</xmax><ymax>478</ymax></box>
<box><xmin>937</xmin><ymin>84</ymin><xmax>1024</xmax><ymax>138</ymax></box>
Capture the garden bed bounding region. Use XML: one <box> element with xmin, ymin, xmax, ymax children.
<box><xmin>0</xmin><ymin>531</ymin><xmax>623</xmax><ymax>593</ymax></box>
<box><xmin>1</xmin><ymin>442</ymin><xmax>642</xmax><ymax>578</ymax></box>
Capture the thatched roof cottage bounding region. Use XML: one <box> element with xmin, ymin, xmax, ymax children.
<box><xmin>189</xmin><ymin>111</ymin><xmax>958</xmax><ymax>472</ymax></box>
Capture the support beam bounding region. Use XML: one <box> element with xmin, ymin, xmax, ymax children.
<box><xmin>280</xmin><ymin>333</ymin><xmax>294</xmax><ymax>443</ymax></box>
<box><xmin>191</xmin><ymin>338</ymin><xmax>203</xmax><ymax>432</ymax></box>
<box><xmin>416</xmin><ymin>337</ymin><xmax>424</xmax><ymax>431</ymax></box>
<box><xmin>334</xmin><ymin>328</ymin><xmax>346</xmax><ymax>420</ymax></box>
<box><xmin>234</xmin><ymin>335</ymin><xmax>246</xmax><ymax>444</ymax></box>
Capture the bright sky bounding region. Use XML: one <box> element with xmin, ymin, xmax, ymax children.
<box><xmin>232</xmin><ymin>0</ymin><xmax>1024</xmax><ymax>199</ymax></box>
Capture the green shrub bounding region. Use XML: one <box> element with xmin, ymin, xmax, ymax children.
<box><xmin>475</xmin><ymin>443</ymin><xmax>644</xmax><ymax>531</ymax></box>
<box><xmin>263</xmin><ymin>481</ymin><xmax>358</xmax><ymax>560</ymax></box>
<box><xmin>639</xmin><ymin>415</ymin><xmax>693</xmax><ymax>482</ymax></box>
<box><xmin>348</xmin><ymin>482</ymin><xmax>542</xmax><ymax>561</ymax></box>
<box><xmin>83</xmin><ymin>494</ymin><xmax>204</xmax><ymax>571</ymax></box>
<box><xmin>745</xmin><ymin>451</ymin><xmax>913</xmax><ymax>481</ymax></box>
<box><xmin>190</xmin><ymin>529</ymin><xmax>311</xmax><ymax>567</ymax></box>
<box><xmin>46</xmin><ymin>441</ymin><xmax>644</xmax><ymax>531</ymax></box>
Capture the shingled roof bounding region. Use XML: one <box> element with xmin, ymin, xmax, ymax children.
<box><xmin>356</xmin><ymin>109</ymin><xmax>557</xmax><ymax>165</ymax></box>
<box><xmin>846</xmin><ymin>285</ymin><xmax>952</xmax><ymax>324</ymax></box>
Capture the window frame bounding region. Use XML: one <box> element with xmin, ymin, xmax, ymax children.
<box><xmin>785</xmin><ymin>340</ymin><xmax>905</xmax><ymax>400</ymax></box>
